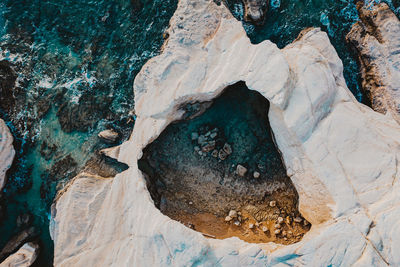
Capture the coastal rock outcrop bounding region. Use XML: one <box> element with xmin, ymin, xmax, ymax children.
<box><xmin>0</xmin><ymin>242</ymin><xmax>39</xmax><ymax>267</ymax></box>
<box><xmin>242</xmin><ymin>0</ymin><xmax>269</xmax><ymax>25</ymax></box>
<box><xmin>347</xmin><ymin>2</ymin><xmax>400</xmax><ymax>123</ymax></box>
<box><xmin>0</xmin><ymin>119</ymin><xmax>15</xmax><ymax>191</ymax></box>
<box><xmin>51</xmin><ymin>0</ymin><xmax>400</xmax><ymax>266</ymax></box>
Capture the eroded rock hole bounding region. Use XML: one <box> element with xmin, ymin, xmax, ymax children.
<box><xmin>139</xmin><ymin>82</ymin><xmax>310</xmax><ymax>244</ymax></box>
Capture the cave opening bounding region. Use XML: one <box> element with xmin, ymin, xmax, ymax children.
<box><xmin>138</xmin><ymin>81</ymin><xmax>310</xmax><ymax>244</ymax></box>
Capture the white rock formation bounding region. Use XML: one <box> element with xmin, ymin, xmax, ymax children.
<box><xmin>0</xmin><ymin>242</ymin><xmax>39</xmax><ymax>267</ymax></box>
<box><xmin>51</xmin><ymin>0</ymin><xmax>400</xmax><ymax>266</ymax></box>
<box><xmin>0</xmin><ymin>119</ymin><xmax>15</xmax><ymax>191</ymax></box>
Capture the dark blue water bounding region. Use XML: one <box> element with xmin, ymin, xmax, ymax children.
<box><xmin>0</xmin><ymin>0</ymin><xmax>399</xmax><ymax>265</ymax></box>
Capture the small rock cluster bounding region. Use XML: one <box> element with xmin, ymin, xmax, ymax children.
<box><xmin>191</xmin><ymin>126</ymin><xmax>232</xmax><ymax>161</ymax></box>
<box><xmin>224</xmin><ymin>201</ymin><xmax>310</xmax><ymax>241</ymax></box>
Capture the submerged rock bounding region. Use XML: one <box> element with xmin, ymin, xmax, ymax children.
<box><xmin>0</xmin><ymin>119</ymin><xmax>15</xmax><ymax>191</ymax></box>
<box><xmin>236</xmin><ymin>164</ymin><xmax>248</xmax><ymax>177</ymax></box>
<box><xmin>0</xmin><ymin>242</ymin><xmax>39</xmax><ymax>267</ymax></box>
<box><xmin>347</xmin><ymin>2</ymin><xmax>400</xmax><ymax>123</ymax></box>
<box><xmin>51</xmin><ymin>0</ymin><xmax>400</xmax><ymax>266</ymax></box>
<box><xmin>242</xmin><ymin>0</ymin><xmax>269</xmax><ymax>25</ymax></box>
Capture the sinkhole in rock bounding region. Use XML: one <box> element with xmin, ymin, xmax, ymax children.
<box><xmin>138</xmin><ymin>82</ymin><xmax>310</xmax><ymax>244</ymax></box>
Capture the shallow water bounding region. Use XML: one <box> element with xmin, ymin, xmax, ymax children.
<box><xmin>0</xmin><ymin>0</ymin><xmax>399</xmax><ymax>265</ymax></box>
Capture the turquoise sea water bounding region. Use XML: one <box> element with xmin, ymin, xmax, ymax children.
<box><xmin>0</xmin><ymin>0</ymin><xmax>398</xmax><ymax>265</ymax></box>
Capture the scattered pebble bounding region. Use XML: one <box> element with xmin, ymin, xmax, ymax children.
<box><xmin>294</xmin><ymin>217</ymin><xmax>303</xmax><ymax>223</ymax></box>
<box><xmin>210</xmin><ymin>132</ymin><xmax>218</xmax><ymax>139</ymax></box>
<box><xmin>255</xmin><ymin>222</ymin><xmax>260</xmax><ymax>227</ymax></box>
<box><xmin>249</xmin><ymin>223</ymin><xmax>254</xmax><ymax>229</ymax></box>
<box><xmin>229</xmin><ymin>210</ymin><xmax>238</xmax><ymax>218</ymax></box>
<box><xmin>274</xmin><ymin>229</ymin><xmax>281</xmax><ymax>235</ymax></box>
<box><xmin>277</xmin><ymin>217</ymin><xmax>284</xmax><ymax>224</ymax></box>
<box><xmin>194</xmin><ymin>146</ymin><xmax>200</xmax><ymax>152</ymax></box>
<box><xmin>211</xmin><ymin>149</ymin><xmax>218</xmax><ymax>157</ymax></box>
<box><xmin>282</xmin><ymin>230</ymin><xmax>287</xmax><ymax>237</ymax></box>
<box><xmin>225</xmin><ymin>216</ymin><xmax>233</xmax><ymax>222</ymax></box>
<box><xmin>262</xmin><ymin>226</ymin><xmax>268</xmax><ymax>232</ymax></box>
<box><xmin>274</xmin><ymin>224</ymin><xmax>281</xmax><ymax>229</ymax></box>
<box><xmin>205</xmin><ymin>131</ymin><xmax>211</xmax><ymax>137</ymax></box>
<box><xmin>189</xmin><ymin>201</ymin><xmax>193</xmax><ymax>205</ymax></box>
<box><xmin>253</xmin><ymin>171</ymin><xmax>260</xmax><ymax>178</ymax></box>
<box><xmin>269</xmin><ymin>201</ymin><xmax>276</xmax><ymax>207</ymax></box>
<box><xmin>234</xmin><ymin>221</ymin><xmax>241</xmax><ymax>226</ymax></box>
<box><xmin>236</xmin><ymin>165</ymin><xmax>247</xmax><ymax>177</ymax></box>
<box><xmin>285</xmin><ymin>216</ymin><xmax>291</xmax><ymax>225</ymax></box>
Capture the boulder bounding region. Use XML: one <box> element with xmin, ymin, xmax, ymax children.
<box><xmin>347</xmin><ymin>2</ymin><xmax>400</xmax><ymax>123</ymax></box>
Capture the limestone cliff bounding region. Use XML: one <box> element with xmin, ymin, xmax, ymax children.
<box><xmin>0</xmin><ymin>119</ymin><xmax>14</xmax><ymax>191</ymax></box>
<box><xmin>51</xmin><ymin>0</ymin><xmax>400</xmax><ymax>266</ymax></box>
<box><xmin>347</xmin><ymin>2</ymin><xmax>400</xmax><ymax>123</ymax></box>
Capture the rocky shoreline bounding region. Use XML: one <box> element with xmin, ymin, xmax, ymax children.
<box><xmin>49</xmin><ymin>0</ymin><xmax>400</xmax><ymax>266</ymax></box>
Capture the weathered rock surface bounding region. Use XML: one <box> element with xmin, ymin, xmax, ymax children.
<box><xmin>51</xmin><ymin>0</ymin><xmax>400</xmax><ymax>266</ymax></box>
<box><xmin>0</xmin><ymin>242</ymin><xmax>39</xmax><ymax>267</ymax></box>
<box><xmin>347</xmin><ymin>2</ymin><xmax>400</xmax><ymax>123</ymax></box>
<box><xmin>242</xmin><ymin>0</ymin><xmax>269</xmax><ymax>25</ymax></box>
<box><xmin>0</xmin><ymin>119</ymin><xmax>15</xmax><ymax>191</ymax></box>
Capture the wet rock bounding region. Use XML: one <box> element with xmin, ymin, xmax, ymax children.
<box><xmin>242</xmin><ymin>0</ymin><xmax>269</xmax><ymax>26</ymax></box>
<box><xmin>0</xmin><ymin>60</ymin><xmax>17</xmax><ymax>111</ymax></box>
<box><xmin>346</xmin><ymin>3</ymin><xmax>400</xmax><ymax>124</ymax></box>
<box><xmin>57</xmin><ymin>88</ymin><xmax>112</xmax><ymax>133</ymax></box>
<box><xmin>210</xmin><ymin>132</ymin><xmax>217</xmax><ymax>139</ymax></box>
<box><xmin>84</xmin><ymin>151</ymin><xmax>128</xmax><ymax>178</ymax></box>
<box><xmin>211</xmin><ymin>149</ymin><xmax>218</xmax><ymax>158</ymax></box>
<box><xmin>222</xmin><ymin>143</ymin><xmax>232</xmax><ymax>155</ymax></box>
<box><xmin>201</xmin><ymin>140</ymin><xmax>216</xmax><ymax>152</ymax></box>
<box><xmin>0</xmin><ymin>227</ymin><xmax>37</xmax><ymax>262</ymax></box>
<box><xmin>98</xmin><ymin>129</ymin><xmax>119</xmax><ymax>143</ymax></box>
<box><xmin>16</xmin><ymin>213</ymin><xmax>33</xmax><ymax>228</ymax></box>
<box><xmin>191</xmin><ymin>132</ymin><xmax>199</xmax><ymax>141</ymax></box>
<box><xmin>236</xmin><ymin>164</ymin><xmax>247</xmax><ymax>177</ymax></box>
<box><xmin>253</xmin><ymin>171</ymin><xmax>260</xmax><ymax>179</ymax></box>
<box><xmin>47</xmin><ymin>155</ymin><xmax>78</xmax><ymax>181</ymax></box>
<box><xmin>39</xmin><ymin>141</ymin><xmax>57</xmax><ymax>161</ymax></box>
<box><xmin>0</xmin><ymin>242</ymin><xmax>39</xmax><ymax>267</ymax></box>
<box><xmin>197</xmin><ymin>135</ymin><xmax>207</xmax><ymax>146</ymax></box>
<box><xmin>218</xmin><ymin>149</ymin><xmax>228</xmax><ymax>161</ymax></box>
